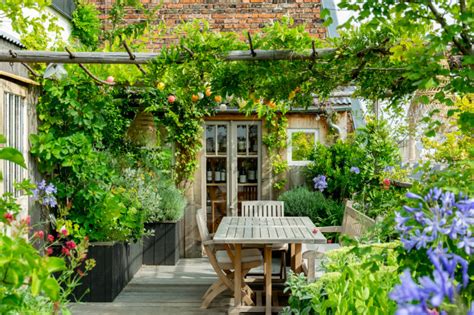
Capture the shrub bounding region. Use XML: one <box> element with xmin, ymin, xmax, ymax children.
<box><xmin>278</xmin><ymin>186</ymin><xmax>344</xmax><ymax>227</ymax></box>
<box><xmin>153</xmin><ymin>183</ymin><xmax>187</xmax><ymax>222</ymax></box>
<box><xmin>283</xmin><ymin>242</ymin><xmax>401</xmax><ymax>315</ymax></box>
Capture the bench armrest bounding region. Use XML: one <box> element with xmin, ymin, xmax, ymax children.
<box><xmin>318</xmin><ymin>226</ymin><xmax>343</xmax><ymax>233</ymax></box>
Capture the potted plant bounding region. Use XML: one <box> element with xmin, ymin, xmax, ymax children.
<box><xmin>142</xmin><ymin>178</ymin><xmax>186</xmax><ymax>265</ymax></box>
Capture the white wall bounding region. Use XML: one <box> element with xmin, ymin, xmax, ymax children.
<box><xmin>0</xmin><ymin>6</ymin><xmax>72</xmax><ymax>47</ymax></box>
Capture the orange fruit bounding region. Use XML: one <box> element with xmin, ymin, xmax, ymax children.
<box><xmin>191</xmin><ymin>94</ymin><xmax>199</xmax><ymax>102</ymax></box>
<box><xmin>214</xmin><ymin>95</ymin><xmax>222</xmax><ymax>103</ymax></box>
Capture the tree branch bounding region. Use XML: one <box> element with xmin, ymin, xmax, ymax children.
<box><xmin>427</xmin><ymin>1</ymin><xmax>469</xmax><ymax>55</ymax></box>
<box><xmin>458</xmin><ymin>0</ymin><xmax>472</xmax><ymax>49</ymax></box>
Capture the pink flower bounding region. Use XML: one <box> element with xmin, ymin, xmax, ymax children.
<box><xmin>34</xmin><ymin>230</ymin><xmax>44</xmax><ymax>239</ymax></box>
<box><xmin>45</xmin><ymin>247</ymin><xmax>53</xmax><ymax>256</ymax></box>
<box><xmin>3</xmin><ymin>212</ymin><xmax>14</xmax><ymax>223</ymax></box>
<box><xmin>59</xmin><ymin>226</ymin><xmax>68</xmax><ymax>236</ymax></box>
<box><xmin>327</xmin><ymin>239</ymin><xmax>333</xmax><ymax>244</ymax></box>
<box><xmin>47</xmin><ymin>234</ymin><xmax>55</xmax><ymax>242</ymax></box>
<box><xmin>312</xmin><ymin>228</ymin><xmax>318</xmax><ymax>234</ymax></box>
<box><xmin>383</xmin><ymin>178</ymin><xmax>391</xmax><ymax>186</ymax></box>
<box><xmin>61</xmin><ymin>247</ymin><xmax>70</xmax><ymax>256</ymax></box>
<box><xmin>65</xmin><ymin>240</ymin><xmax>76</xmax><ymax>250</ymax></box>
<box><xmin>21</xmin><ymin>215</ymin><xmax>31</xmax><ymax>225</ymax></box>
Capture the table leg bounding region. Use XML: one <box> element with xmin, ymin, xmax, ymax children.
<box><xmin>294</xmin><ymin>243</ymin><xmax>302</xmax><ymax>274</ymax></box>
<box><xmin>234</xmin><ymin>244</ymin><xmax>242</xmax><ymax>307</ymax></box>
<box><xmin>264</xmin><ymin>245</ymin><xmax>272</xmax><ymax>315</ymax></box>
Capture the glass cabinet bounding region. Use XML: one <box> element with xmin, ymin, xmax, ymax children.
<box><xmin>203</xmin><ymin>121</ymin><xmax>261</xmax><ymax>232</ymax></box>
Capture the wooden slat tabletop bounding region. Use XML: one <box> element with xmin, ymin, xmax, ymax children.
<box><xmin>213</xmin><ymin>217</ymin><xmax>326</xmax><ymax>244</ymax></box>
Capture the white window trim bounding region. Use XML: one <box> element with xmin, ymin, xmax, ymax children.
<box><xmin>287</xmin><ymin>128</ymin><xmax>320</xmax><ymax>166</ymax></box>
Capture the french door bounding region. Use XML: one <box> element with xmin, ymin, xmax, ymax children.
<box><xmin>203</xmin><ymin>121</ymin><xmax>262</xmax><ymax>232</ymax></box>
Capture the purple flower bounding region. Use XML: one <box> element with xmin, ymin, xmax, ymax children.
<box><xmin>389</xmin><ymin>270</ymin><xmax>427</xmax><ymax>304</ymax></box>
<box><xmin>406</xmin><ymin>191</ymin><xmax>423</xmax><ymax>200</ymax></box>
<box><xmin>395</xmin><ymin>304</ymin><xmax>429</xmax><ymax>315</ymax></box>
<box><xmin>425</xmin><ymin>188</ymin><xmax>443</xmax><ymax>203</ymax></box>
<box><xmin>457</xmin><ymin>233</ymin><xmax>474</xmax><ymax>255</ymax></box>
<box><xmin>350</xmin><ymin>166</ymin><xmax>360</xmax><ymax>174</ymax></box>
<box><xmin>395</xmin><ymin>212</ymin><xmax>411</xmax><ymax>233</ymax></box>
<box><xmin>44</xmin><ymin>183</ymin><xmax>57</xmax><ymax>195</ymax></box>
<box><xmin>33</xmin><ymin>180</ymin><xmax>58</xmax><ymax>208</ymax></box>
<box><xmin>468</xmin><ymin>302</ymin><xmax>474</xmax><ymax>315</ymax></box>
<box><xmin>419</xmin><ymin>270</ymin><xmax>455</xmax><ymax>306</ymax></box>
<box><xmin>312</xmin><ymin>175</ymin><xmax>328</xmax><ymax>192</ymax></box>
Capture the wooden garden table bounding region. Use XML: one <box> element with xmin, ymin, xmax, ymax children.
<box><xmin>213</xmin><ymin>216</ymin><xmax>326</xmax><ymax>315</ymax></box>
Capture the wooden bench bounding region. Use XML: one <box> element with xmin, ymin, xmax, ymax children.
<box><xmin>302</xmin><ymin>201</ymin><xmax>375</xmax><ymax>281</ymax></box>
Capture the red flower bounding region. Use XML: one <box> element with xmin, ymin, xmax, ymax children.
<box><xmin>3</xmin><ymin>212</ymin><xmax>14</xmax><ymax>223</ymax></box>
<box><xmin>312</xmin><ymin>228</ymin><xmax>318</xmax><ymax>234</ymax></box>
<box><xmin>61</xmin><ymin>247</ymin><xmax>70</xmax><ymax>256</ymax></box>
<box><xmin>60</xmin><ymin>226</ymin><xmax>68</xmax><ymax>236</ymax></box>
<box><xmin>65</xmin><ymin>240</ymin><xmax>77</xmax><ymax>250</ymax></box>
<box><xmin>327</xmin><ymin>239</ymin><xmax>333</xmax><ymax>244</ymax></box>
<box><xmin>45</xmin><ymin>247</ymin><xmax>53</xmax><ymax>256</ymax></box>
<box><xmin>383</xmin><ymin>178</ymin><xmax>390</xmax><ymax>186</ymax></box>
<box><xmin>21</xmin><ymin>215</ymin><xmax>31</xmax><ymax>225</ymax></box>
<box><xmin>47</xmin><ymin>234</ymin><xmax>55</xmax><ymax>242</ymax></box>
<box><xmin>34</xmin><ymin>230</ymin><xmax>45</xmax><ymax>239</ymax></box>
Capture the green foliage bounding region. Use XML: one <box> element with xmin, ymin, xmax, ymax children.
<box><xmin>71</xmin><ymin>1</ymin><xmax>101</xmax><ymax>49</ymax></box>
<box><xmin>0</xmin><ymin>234</ymin><xmax>65</xmax><ymax>312</ymax></box>
<box><xmin>153</xmin><ymin>183</ymin><xmax>187</xmax><ymax>222</ymax></box>
<box><xmin>305</xmin><ymin>119</ymin><xmax>404</xmax><ymax>219</ymax></box>
<box><xmin>283</xmin><ymin>243</ymin><xmax>401</xmax><ymax>315</ymax></box>
<box><xmin>30</xmin><ymin>74</ymin><xmax>146</xmax><ymax>242</ymax></box>
<box><xmin>278</xmin><ymin>187</ymin><xmax>344</xmax><ymax>228</ymax></box>
<box><xmin>305</xmin><ymin>138</ymin><xmax>364</xmax><ymax>201</ymax></box>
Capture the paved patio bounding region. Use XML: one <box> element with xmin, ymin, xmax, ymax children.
<box><xmin>70</xmin><ymin>258</ymin><xmax>285</xmax><ymax>315</ymax></box>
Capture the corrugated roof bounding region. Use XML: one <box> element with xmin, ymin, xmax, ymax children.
<box><xmin>0</xmin><ymin>30</ymin><xmax>25</xmax><ymax>48</ymax></box>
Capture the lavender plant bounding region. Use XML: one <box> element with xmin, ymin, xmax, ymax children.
<box><xmin>390</xmin><ymin>188</ymin><xmax>473</xmax><ymax>314</ymax></box>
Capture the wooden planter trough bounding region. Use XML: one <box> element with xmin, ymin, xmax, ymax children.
<box><xmin>142</xmin><ymin>221</ymin><xmax>180</xmax><ymax>265</ymax></box>
<box><xmin>73</xmin><ymin>241</ymin><xmax>143</xmax><ymax>302</ymax></box>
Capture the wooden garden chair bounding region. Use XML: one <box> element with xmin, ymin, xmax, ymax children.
<box><xmin>241</xmin><ymin>200</ymin><xmax>288</xmax><ymax>281</ymax></box>
<box><xmin>196</xmin><ymin>208</ymin><xmax>263</xmax><ymax>308</ymax></box>
<box><xmin>302</xmin><ymin>201</ymin><xmax>376</xmax><ymax>281</ymax></box>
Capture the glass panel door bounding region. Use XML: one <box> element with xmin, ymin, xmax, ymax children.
<box><xmin>205</xmin><ymin>123</ymin><xmax>229</xmax><ymax>233</ymax></box>
<box><xmin>235</xmin><ymin>123</ymin><xmax>260</xmax><ymax>215</ymax></box>
<box><xmin>204</xmin><ymin>121</ymin><xmax>261</xmax><ymax>232</ymax></box>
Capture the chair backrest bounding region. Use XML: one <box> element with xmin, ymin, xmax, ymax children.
<box><xmin>241</xmin><ymin>201</ymin><xmax>284</xmax><ymax>217</ymax></box>
<box><xmin>196</xmin><ymin>208</ymin><xmax>211</xmax><ymax>243</ymax></box>
<box><xmin>341</xmin><ymin>201</ymin><xmax>375</xmax><ymax>238</ymax></box>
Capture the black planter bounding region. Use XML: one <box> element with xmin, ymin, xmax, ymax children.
<box><xmin>73</xmin><ymin>240</ymin><xmax>143</xmax><ymax>302</ymax></box>
<box><xmin>142</xmin><ymin>221</ymin><xmax>180</xmax><ymax>265</ymax></box>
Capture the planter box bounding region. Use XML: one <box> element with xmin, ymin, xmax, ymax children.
<box><xmin>143</xmin><ymin>221</ymin><xmax>180</xmax><ymax>265</ymax></box>
<box><xmin>73</xmin><ymin>240</ymin><xmax>143</xmax><ymax>302</ymax></box>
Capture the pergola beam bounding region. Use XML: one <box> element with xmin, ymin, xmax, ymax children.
<box><xmin>0</xmin><ymin>48</ymin><xmax>337</xmax><ymax>64</ymax></box>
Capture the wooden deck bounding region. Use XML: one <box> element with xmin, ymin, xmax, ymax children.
<box><xmin>70</xmin><ymin>258</ymin><xmax>284</xmax><ymax>315</ymax></box>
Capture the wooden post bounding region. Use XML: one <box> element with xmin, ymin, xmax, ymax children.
<box><xmin>0</xmin><ymin>48</ymin><xmax>337</xmax><ymax>64</ymax></box>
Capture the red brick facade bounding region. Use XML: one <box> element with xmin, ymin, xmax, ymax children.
<box><xmin>90</xmin><ymin>0</ymin><xmax>326</xmax><ymax>49</ymax></box>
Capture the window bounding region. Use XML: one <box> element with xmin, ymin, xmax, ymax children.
<box><xmin>287</xmin><ymin>129</ymin><xmax>319</xmax><ymax>166</ymax></box>
<box><xmin>3</xmin><ymin>92</ymin><xmax>27</xmax><ymax>196</ymax></box>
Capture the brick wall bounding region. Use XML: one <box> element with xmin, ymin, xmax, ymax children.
<box><xmin>90</xmin><ymin>0</ymin><xmax>326</xmax><ymax>49</ymax></box>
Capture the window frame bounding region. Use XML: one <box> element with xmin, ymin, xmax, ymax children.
<box><xmin>287</xmin><ymin>128</ymin><xmax>320</xmax><ymax>166</ymax></box>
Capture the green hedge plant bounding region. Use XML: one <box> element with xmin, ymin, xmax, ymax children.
<box><xmin>278</xmin><ymin>186</ymin><xmax>344</xmax><ymax>227</ymax></box>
